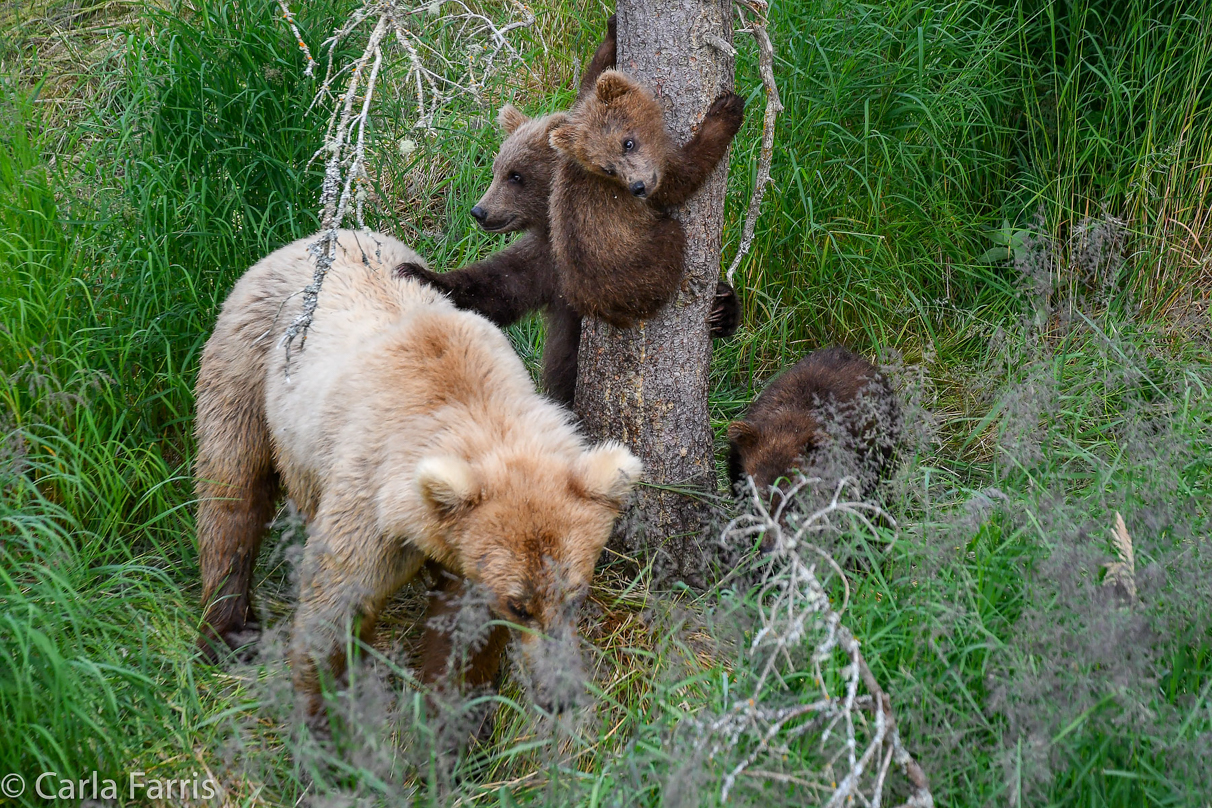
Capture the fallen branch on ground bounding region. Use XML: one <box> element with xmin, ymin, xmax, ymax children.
<box><xmin>697</xmin><ymin>476</ymin><xmax>932</xmax><ymax>807</ymax></box>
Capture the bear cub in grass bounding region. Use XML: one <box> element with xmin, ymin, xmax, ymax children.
<box><xmin>397</xmin><ymin>20</ymin><xmax>739</xmax><ymax>404</ymax></box>
<box><xmin>728</xmin><ymin>347</ymin><xmax>901</xmax><ymax>497</ymax></box>
<box><xmin>195</xmin><ymin>231</ymin><xmax>641</xmax><ymax>720</ymax></box>
<box><xmin>548</xmin><ymin>69</ymin><xmax>745</xmax><ymax>327</ymax></box>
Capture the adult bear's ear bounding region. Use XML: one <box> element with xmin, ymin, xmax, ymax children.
<box><xmin>727</xmin><ymin>421</ymin><xmax>760</xmax><ymax>451</ymax></box>
<box><xmin>417</xmin><ymin>456</ymin><xmax>482</xmax><ymax>518</ymax></box>
<box><xmin>548</xmin><ymin>119</ymin><xmax>577</xmax><ymax>153</ymax></box>
<box><xmin>497</xmin><ymin>103</ymin><xmax>529</xmax><ymax>134</ymax></box>
<box><xmin>595</xmin><ymin>69</ymin><xmax>632</xmax><ymax>105</ymax></box>
<box><xmin>576</xmin><ymin>441</ymin><xmax>643</xmax><ymax>508</ymax></box>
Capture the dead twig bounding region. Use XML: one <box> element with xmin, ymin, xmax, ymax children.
<box><xmin>695</xmin><ymin>476</ymin><xmax>932</xmax><ymax>806</ymax></box>
<box><xmin>725</xmin><ymin>0</ymin><xmax>783</xmax><ymax>287</ymax></box>
<box><xmin>274</xmin><ymin>0</ymin><xmax>535</xmax><ymax>365</ymax></box>
<box><xmin>274</xmin><ymin>0</ymin><xmax>316</xmax><ymax>77</ymax></box>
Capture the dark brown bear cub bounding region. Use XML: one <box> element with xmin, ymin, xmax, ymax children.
<box><xmin>548</xmin><ymin>70</ymin><xmax>745</xmax><ymax>328</ymax></box>
<box><xmin>728</xmin><ymin>347</ymin><xmax>901</xmax><ymax>497</ymax></box>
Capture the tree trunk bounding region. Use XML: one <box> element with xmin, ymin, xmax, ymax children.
<box><xmin>574</xmin><ymin>0</ymin><xmax>734</xmax><ymax>585</ymax></box>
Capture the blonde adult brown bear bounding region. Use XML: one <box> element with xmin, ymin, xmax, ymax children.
<box><xmin>194</xmin><ymin>230</ymin><xmax>642</xmax><ymax>720</ymax></box>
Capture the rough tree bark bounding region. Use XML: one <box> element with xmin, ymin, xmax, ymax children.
<box><xmin>574</xmin><ymin>0</ymin><xmax>735</xmax><ymax>585</ymax></box>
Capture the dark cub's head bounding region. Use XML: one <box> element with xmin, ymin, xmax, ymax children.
<box><xmin>549</xmin><ymin>70</ymin><xmax>671</xmax><ymax>200</ymax></box>
<box><xmin>471</xmin><ymin>105</ymin><xmax>566</xmax><ymax>233</ymax></box>
<box><xmin>728</xmin><ymin>349</ymin><xmax>903</xmax><ymax>499</ymax></box>
<box><xmin>727</xmin><ymin>412</ymin><xmax>826</xmax><ymax>493</ymax></box>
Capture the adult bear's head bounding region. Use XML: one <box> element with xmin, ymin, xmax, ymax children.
<box><xmin>415</xmin><ymin>440</ymin><xmax>641</xmax><ymax>712</ymax></box>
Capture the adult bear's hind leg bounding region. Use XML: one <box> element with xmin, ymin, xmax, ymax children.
<box><xmin>195</xmin><ymin>334</ymin><xmax>279</xmax><ymax>663</ymax></box>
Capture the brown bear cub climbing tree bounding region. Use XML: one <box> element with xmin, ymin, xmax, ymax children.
<box><xmin>547</xmin><ymin>69</ymin><xmax>745</xmax><ymax>328</ymax></box>
<box><xmin>195</xmin><ymin>232</ymin><xmax>641</xmax><ymax>721</ymax></box>
<box><xmin>396</xmin><ymin>19</ymin><xmax>739</xmax><ymax>404</ymax></box>
<box><xmin>728</xmin><ymin>347</ymin><xmax>902</xmax><ymax>497</ymax></box>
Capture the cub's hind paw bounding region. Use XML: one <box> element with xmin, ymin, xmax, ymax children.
<box><xmin>708</xmin><ymin>92</ymin><xmax>746</xmax><ymax>128</ymax></box>
<box><xmin>708</xmin><ymin>280</ymin><xmax>740</xmax><ymax>339</ymax></box>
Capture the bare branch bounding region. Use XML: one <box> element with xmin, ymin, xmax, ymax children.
<box><xmin>698</xmin><ymin>475</ymin><xmax>932</xmax><ymax>806</ymax></box>
<box><xmin>726</xmin><ymin>0</ymin><xmax>783</xmax><ymax>286</ymax></box>
<box><xmin>275</xmin><ymin>0</ymin><xmax>316</xmax><ymax>76</ymax></box>
<box><xmin>275</xmin><ymin>0</ymin><xmax>535</xmax><ymax>364</ymax></box>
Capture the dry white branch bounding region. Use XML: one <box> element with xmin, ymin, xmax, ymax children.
<box><xmin>275</xmin><ymin>0</ymin><xmax>316</xmax><ymax>76</ymax></box>
<box><xmin>725</xmin><ymin>0</ymin><xmax>783</xmax><ymax>286</ymax></box>
<box><xmin>696</xmin><ymin>475</ymin><xmax>932</xmax><ymax>807</ymax></box>
<box><xmin>276</xmin><ymin>0</ymin><xmax>535</xmax><ymax>364</ymax></box>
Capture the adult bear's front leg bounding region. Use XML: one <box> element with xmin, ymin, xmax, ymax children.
<box><xmin>418</xmin><ymin>563</ymin><xmax>511</xmax><ymax>745</ymax></box>
<box><xmin>289</xmin><ymin>516</ymin><xmax>423</xmax><ymax>727</ymax></box>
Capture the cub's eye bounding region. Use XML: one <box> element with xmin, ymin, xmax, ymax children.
<box><xmin>508</xmin><ymin>172</ymin><xmax>523</xmax><ymax>184</ymax></box>
<box><xmin>507</xmin><ymin>599</ymin><xmax>533</xmax><ymax>623</ymax></box>
<box><xmin>623</xmin><ymin>138</ymin><xmax>635</xmax><ymax>152</ymax></box>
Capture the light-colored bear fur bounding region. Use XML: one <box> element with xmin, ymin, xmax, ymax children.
<box><xmin>195</xmin><ymin>230</ymin><xmax>641</xmax><ymax>718</ymax></box>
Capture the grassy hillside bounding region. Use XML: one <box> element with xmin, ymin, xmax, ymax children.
<box><xmin>1</xmin><ymin>0</ymin><xmax>1209</xmax><ymax>805</ymax></box>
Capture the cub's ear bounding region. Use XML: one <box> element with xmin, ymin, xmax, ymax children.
<box><xmin>417</xmin><ymin>457</ymin><xmax>482</xmax><ymax>518</ymax></box>
<box><xmin>543</xmin><ymin>111</ymin><xmax>569</xmax><ymax>133</ymax></box>
<box><xmin>497</xmin><ymin>103</ymin><xmax>529</xmax><ymax>134</ymax></box>
<box><xmin>595</xmin><ymin>69</ymin><xmax>633</xmax><ymax>105</ymax></box>
<box><xmin>576</xmin><ymin>442</ymin><xmax>643</xmax><ymax>508</ymax></box>
<box><xmin>548</xmin><ymin>120</ymin><xmax>577</xmax><ymax>153</ymax></box>
<box><xmin>727</xmin><ymin>421</ymin><xmax>760</xmax><ymax>451</ymax></box>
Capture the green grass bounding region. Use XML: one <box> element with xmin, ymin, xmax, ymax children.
<box><xmin>1</xmin><ymin>0</ymin><xmax>1210</xmax><ymax>805</ymax></box>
